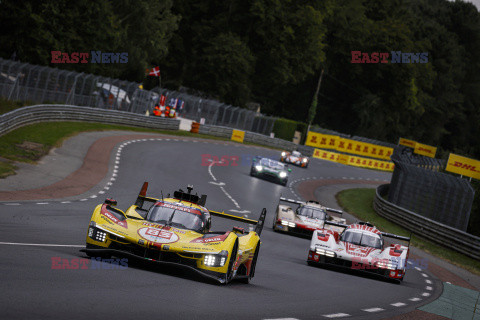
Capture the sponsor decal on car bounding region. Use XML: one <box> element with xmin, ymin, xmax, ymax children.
<box><xmin>138</xmin><ymin>227</ymin><xmax>180</xmax><ymax>244</ymax></box>
<box><xmin>101</xmin><ymin>207</ymin><xmax>127</xmax><ymax>229</ymax></box>
<box><xmin>190</xmin><ymin>233</ymin><xmax>229</xmax><ymax>243</ymax></box>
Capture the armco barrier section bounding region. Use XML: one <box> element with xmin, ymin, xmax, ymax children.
<box><xmin>0</xmin><ymin>105</ymin><xmax>179</xmax><ymax>136</ymax></box>
<box><xmin>374</xmin><ymin>184</ymin><xmax>480</xmax><ymax>260</ymax></box>
<box><xmin>197</xmin><ymin>124</ymin><xmax>314</xmax><ymax>156</ymax></box>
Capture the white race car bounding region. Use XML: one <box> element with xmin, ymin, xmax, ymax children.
<box><xmin>272</xmin><ymin>198</ymin><xmax>346</xmax><ymax>237</ymax></box>
<box><xmin>280</xmin><ymin>151</ymin><xmax>309</xmax><ymax>168</ymax></box>
<box><xmin>307</xmin><ymin>221</ymin><xmax>410</xmax><ymax>282</ymax></box>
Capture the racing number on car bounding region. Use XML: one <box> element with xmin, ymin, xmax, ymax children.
<box><xmin>146</xmin><ymin>228</ymin><xmax>172</xmax><ymax>240</ymax></box>
<box><xmin>138</xmin><ymin>227</ymin><xmax>179</xmax><ymax>244</ymax></box>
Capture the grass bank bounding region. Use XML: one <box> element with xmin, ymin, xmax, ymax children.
<box><xmin>0</xmin><ymin>121</ymin><xmax>280</xmax><ymax>178</ymax></box>
<box><xmin>336</xmin><ymin>188</ymin><xmax>480</xmax><ymax>275</ymax></box>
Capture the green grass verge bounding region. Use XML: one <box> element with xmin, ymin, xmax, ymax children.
<box><xmin>0</xmin><ymin>160</ymin><xmax>17</xmax><ymax>178</ymax></box>
<box><xmin>0</xmin><ymin>97</ymin><xmax>33</xmax><ymax>115</ymax></box>
<box><xmin>336</xmin><ymin>188</ymin><xmax>480</xmax><ymax>275</ymax></box>
<box><xmin>0</xmin><ymin>120</ymin><xmax>281</xmax><ymax>178</ymax></box>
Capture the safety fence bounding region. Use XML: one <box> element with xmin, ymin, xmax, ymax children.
<box><xmin>153</xmin><ymin>89</ymin><xmax>276</xmax><ymax>135</ymax></box>
<box><xmin>389</xmin><ymin>147</ymin><xmax>473</xmax><ymax>231</ymax></box>
<box><xmin>0</xmin><ymin>105</ymin><xmax>179</xmax><ymax>136</ymax></box>
<box><xmin>374</xmin><ymin>184</ymin><xmax>480</xmax><ymax>260</ymax></box>
<box><xmin>0</xmin><ymin>58</ymin><xmax>276</xmax><ymax>135</ymax></box>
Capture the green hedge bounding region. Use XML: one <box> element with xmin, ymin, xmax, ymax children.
<box><xmin>272</xmin><ymin>118</ymin><xmax>307</xmax><ymax>143</ymax></box>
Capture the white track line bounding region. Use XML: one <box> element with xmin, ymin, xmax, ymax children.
<box><xmin>362</xmin><ymin>307</ymin><xmax>384</xmax><ymax>312</ymax></box>
<box><xmin>391</xmin><ymin>302</ymin><xmax>406</xmax><ymax>307</ymax></box>
<box><xmin>323</xmin><ymin>313</ymin><xmax>350</xmax><ymax>318</ymax></box>
<box><xmin>0</xmin><ymin>241</ymin><xmax>84</xmax><ymax>248</ymax></box>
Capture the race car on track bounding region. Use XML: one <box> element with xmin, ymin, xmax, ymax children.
<box><xmin>81</xmin><ymin>183</ymin><xmax>266</xmax><ymax>284</ymax></box>
<box><xmin>250</xmin><ymin>157</ymin><xmax>291</xmax><ymax>186</ymax></box>
<box><xmin>307</xmin><ymin>221</ymin><xmax>410</xmax><ymax>282</ymax></box>
<box><xmin>280</xmin><ymin>150</ymin><xmax>309</xmax><ymax>168</ymax></box>
<box><xmin>272</xmin><ymin>197</ymin><xmax>346</xmax><ymax>237</ymax></box>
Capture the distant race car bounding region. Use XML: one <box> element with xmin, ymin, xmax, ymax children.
<box><xmin>82</xmin><ymin>183</ymin><xmax>266</xmax><ymax>284</ymax></box>
<box><xmin>280</xmin><ymin>150</ymin><xmax>309</xmax><ymax>168</ymax></box>
<box><xmin>272</xmin><ymin>197</ymin><xmax>346</xmax><ymax>237</ymax></box>
<box><xmin>307</xmin><ymin>221</ymin><xmax>410</xmax><ymax>282</ymax></box>
<box><xmin>250</xmin><ymin>157</ymin><xmax>291</xmax><ymax>186</ymax></box>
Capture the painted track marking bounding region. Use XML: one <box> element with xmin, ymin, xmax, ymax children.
<box><xmin>0</xmin><ymin>241</ymin><xmax>84</xmax><ymax>248</ymax></box>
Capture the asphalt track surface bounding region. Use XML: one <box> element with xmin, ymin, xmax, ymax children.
<box><xmin>0</xmin><ymin>136</ymin><xmax>443</xmax><ymax>319</ymax></box>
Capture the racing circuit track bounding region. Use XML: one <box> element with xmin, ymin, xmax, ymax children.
<box><xmin>0</xmin><ymin>133</ymin><xmax>443</xmax><ymax>319</ymax></box>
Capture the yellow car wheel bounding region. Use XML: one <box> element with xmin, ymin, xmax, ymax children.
<box><xmin>225</xmin><ymin>239</ymin><xmax>238</xmax><ymax>284</ymax></box>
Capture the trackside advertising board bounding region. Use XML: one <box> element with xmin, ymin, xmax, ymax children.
<box><xmin>414</xmin><ymin>142</ymin><xmax>437</xmax><ymax>158</ymax></box>
<box><xmin>445</xmin><ymin>153</ymin><xmax>480</xmax><ymax>180</ymax></box>
<box><xmin>231</xmin><ymin>129</ymin><xmax>245</xmax><ymax>143</ymax></box>
<box><xmin>398</xmin><ymin>138</ymin><xmax>416</xmax><ymax>148</ymax></box>
<box><xmin>306</xmin><ymin>132</ymin><xmax>393</xmax><ymax>160</ymax></box>
<box><xmin>312</xmin><ymin>149</ymin><xmax>394</xmax><ymax>172</ymax></box>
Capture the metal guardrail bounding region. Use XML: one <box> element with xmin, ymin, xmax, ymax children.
<box><xmin>0</xmin><ymin>105</ymin><xmax>179</xmax><ymax>136</ymax></box>
<box><xmin>197</xmin><ymin>124</ymin><xmax>314</xmax><ymax>156</ymax></box>
<box><xmin>374</xmin><ymin>184</ymin><xmax>480</xmax><ymax>260</ymax></box>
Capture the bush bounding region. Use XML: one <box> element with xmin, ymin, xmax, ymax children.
<box><xmin>272</xmin><ymin>118</ymin><xmax>299</xmax><ymax>141</ymax></box>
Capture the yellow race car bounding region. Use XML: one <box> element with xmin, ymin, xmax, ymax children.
<box><xmin>81</xmin><ymin>183</ymin><xmax>266</xmax><ymax>284</ymax></box>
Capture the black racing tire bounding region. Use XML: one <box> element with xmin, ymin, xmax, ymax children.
<box><xmin>250</xmin><ymin>168</ymin><xmax>256</xmax><ymax>176</ymax></box>
<box><xmin>281</xmin><ymin>179</ymin><xmax>288</xmax><ymax>186</ymax></box>
<box><xmin>240</xmin><ymin>243</ymin><xmax>261</xmax><ymax>284</ymax></box>
<box><xmin>225</xmin><ymin>239</ymin><xmax>239</xmax><ymax>284</ymax></box>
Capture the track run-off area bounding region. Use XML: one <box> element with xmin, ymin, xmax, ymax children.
<box><xmin>0</xmin><ymin>132</ymin><xmax>445</xmax><ymax>319</ymax></box>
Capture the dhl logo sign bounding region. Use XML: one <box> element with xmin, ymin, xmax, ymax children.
<box><xmin>306</xmin><ymin>132</ymin><xmax>393</xmax><ymax>160</ymax></box>
<box><xmin>398</xmin><ymin>138</ymin><xmax>416</xmax><ymax>148</ymax></box>
<box><xmin>231</xmin><ymin>129</ymin><xmax>245</xmax><ymax>143</ymax></box>
<box><xmin>414</xmin><ymin>142</ymin><xmax>437</xmax><ymax>158</ymax></box>
<box><xmin>306</xmin><ymin>132</ymin><xmax>338</xmax><ymax>149</ymax></box>
<box><xmin>446</xmin><ymin>153</ymin><xmax>480</xmax><ymax>180</ymax></box>
<box><xmin>312</xmin><ymin>149</ymin><xmax>394</xmax><ymax>172</ymax></box>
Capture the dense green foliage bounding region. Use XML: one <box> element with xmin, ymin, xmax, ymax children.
<box><xmin>272</xmin><ymin>118</ymin><xmax>299</xmax><ymax>141</ymax></box>
<box><xmin>0</xmin><ymin>0</ymin><xmax>179</xmax><ymax>81</ymax></box>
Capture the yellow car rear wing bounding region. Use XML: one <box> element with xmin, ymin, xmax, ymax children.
<box><xmin>210</xmin><ymin>208</ymin><xmax>267</xmax><ymax>236</ymax></box>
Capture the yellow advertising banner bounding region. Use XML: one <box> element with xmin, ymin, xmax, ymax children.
<box><xmin>398</xmin><ymin>138</ymin><xmax>416</xmax><ymax>148</ymax></box>
<box><xmin>346</xmin><ymin>155</ymin><xmax>395</xmax><ymax>172</ymax></box>
<box><xmin>306</xmin><ymin>132</ymin><xmax>393</xmax><ymax>161</ymax></box>
<box><xmin>231</xmin><ymin>129</ymin><xmax>245</xmax><ymax>143</ymax></box>
<box><xmin>445</xmin><ymin>153</ymin><xmax>480</xmax><ymax>180</ymax></box>
<box><xmin>313</xmin><ymin>149</ymin><xmax>395</xmax><ymax>172</ymax></box>
<box><xmin>336</xmin><ymin>138</ymin><xmax>393</xmax><ymax>160</ymax></box>
<box><xmin>306</xmin><ymin>132</ymin><xmax>338</xmax><ymax>149</ymax></box>
<box><xmin>337</xmin><ymin>154</ymin><xmax>350</xmax><ymax>165</ymax></box>
<box><xmin>312</xmin><ymin>149</ymin><xmax>340</xmax><ymax>162</ymax></box>
<box><xmin>414</xmin><ymin>142</ymin><xmax>437</xmax><ymax>158</ymax></box>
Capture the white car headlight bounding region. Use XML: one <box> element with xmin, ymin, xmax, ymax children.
<box><xmin>302</xmin><ymin>158</ymin><xmax>308</xmax><ymax>163</ymax></box>
<box><xmin>255</xmin><ymin>165</ymin><xmax>263</xmax><ymax>171</ymax></box>
<box><xmin>316</xmin><ymin>248</ymin><xmax>335</xmax><ymax>257</ymax></box>
<box><xmin>281</xmin><ymin>152</ymin><xmax>286</xmax><ymax>157</ymax></box>
<box><xmin>279</xmin><ymin>171</ymin><xmax>287</xmax><ymax>178</ymax></box>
